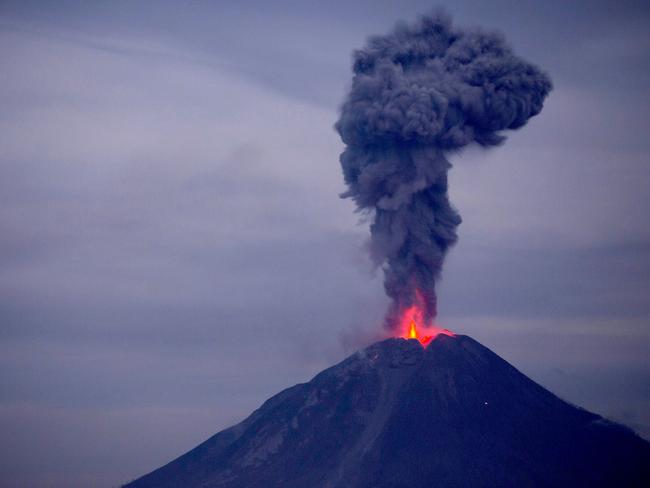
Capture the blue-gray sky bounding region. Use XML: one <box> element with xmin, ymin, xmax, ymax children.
<box><xmin>1</xmin><ymin>1</ymin><xmax>649</xmax><ymax>486</ymax></box>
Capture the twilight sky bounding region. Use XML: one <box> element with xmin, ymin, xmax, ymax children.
<box><xmin>1</xmin><ymin>1</ymin><xmax>649</xmax><ymax>486</ymax></box>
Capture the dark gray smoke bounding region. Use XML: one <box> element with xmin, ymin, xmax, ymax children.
<box><xmin>335</xmin><ymin>12</ymin><xmax>552</xmax><ymax>329</ymax></box>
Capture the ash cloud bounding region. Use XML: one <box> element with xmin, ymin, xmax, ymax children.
<box><xmin>335</xmin><ymin>12</ymin><xmax>552</xmax><ymax>329</ymax></box>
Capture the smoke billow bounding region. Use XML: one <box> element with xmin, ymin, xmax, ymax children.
<box><xmin>335</xmin><ymin>12</ymin><xmax>552</xmax><ymax>329</ymax></box>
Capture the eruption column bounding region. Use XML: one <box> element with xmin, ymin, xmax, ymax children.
<box><xmin>335</xmin><ymin>12</ymin><xmax>552</xmax><ymax>330</ymax></box>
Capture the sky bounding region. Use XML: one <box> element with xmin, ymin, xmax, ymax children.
<box><xmin>0</xmin><ymin>1</ymin><xmax>649</xmax><ymax>486</ymax></box>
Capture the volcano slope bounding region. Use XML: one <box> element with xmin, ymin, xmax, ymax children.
<box><xmin>125</xmin><ymin>335</ymin><xmax>650</xmax><ymax>487</ymax></box>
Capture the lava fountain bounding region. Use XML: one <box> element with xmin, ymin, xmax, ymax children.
<box><xmin>398</xmin><ymin>292</ymin><xmax>454</xmax><ymax>346</ymax></box>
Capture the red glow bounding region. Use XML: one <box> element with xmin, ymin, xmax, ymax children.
<box><xmin>398</xmin><ymin>294</ymin><xmax>454</xmax><ymax>346</ymax></box>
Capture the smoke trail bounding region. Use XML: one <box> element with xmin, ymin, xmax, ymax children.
<box><xmin>335</xmin><ymin>12</ymin><xmax>552</xmax><ymax>329</ymax></box>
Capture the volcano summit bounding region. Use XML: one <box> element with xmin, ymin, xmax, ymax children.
<box><xmin>125</xmin><ymin>335</ymin><xmax>649</xmax><ymax>487</ymax></box>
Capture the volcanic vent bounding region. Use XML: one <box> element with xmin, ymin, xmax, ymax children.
<box><xmin>125</xmin><ymin>335</ymin><xmax>650</xmax><ymax>487</ymax></box>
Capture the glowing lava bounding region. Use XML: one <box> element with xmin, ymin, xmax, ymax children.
<box><xmin>399</xmin><ymin>296</ymin><xmax>454</xmax><ymax>346</ymax></box>
<box><xmin>408</xmin><ymin>321</ymin><xmax>418</xmax><ymax>339</ymax></box>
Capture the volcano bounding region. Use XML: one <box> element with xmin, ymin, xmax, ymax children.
<box><xmin>125</xmin><ymin>335</ymin><xmax>649</xmax><ymax>487</ymax></box>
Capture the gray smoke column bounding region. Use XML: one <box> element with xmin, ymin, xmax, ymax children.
<box><xmin>335</xmin><ymin>12</ymin><xmax>552</xmax><ymax>330</ymax></box>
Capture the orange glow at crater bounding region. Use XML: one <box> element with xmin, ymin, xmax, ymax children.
<box><xmin>408</xmin><ymin>321</ymin><xmax>418</xmax><ymax>339</ymax></box>
<box><xmin>399</xmin><ymin>295</ymin><xmax>454</xmax><ymax>346</ymax></box>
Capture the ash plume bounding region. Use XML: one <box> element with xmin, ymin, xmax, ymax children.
<box><xmin>335</xmin><ymin>12</ymin><xmax>552</xmax><ymax>329</ymax></box>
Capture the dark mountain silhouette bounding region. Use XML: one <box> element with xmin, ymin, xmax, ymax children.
<box><xmin>125</xmin><ymin>334</ymin><xmax>650</xmax><ymax>487</ymax></box>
